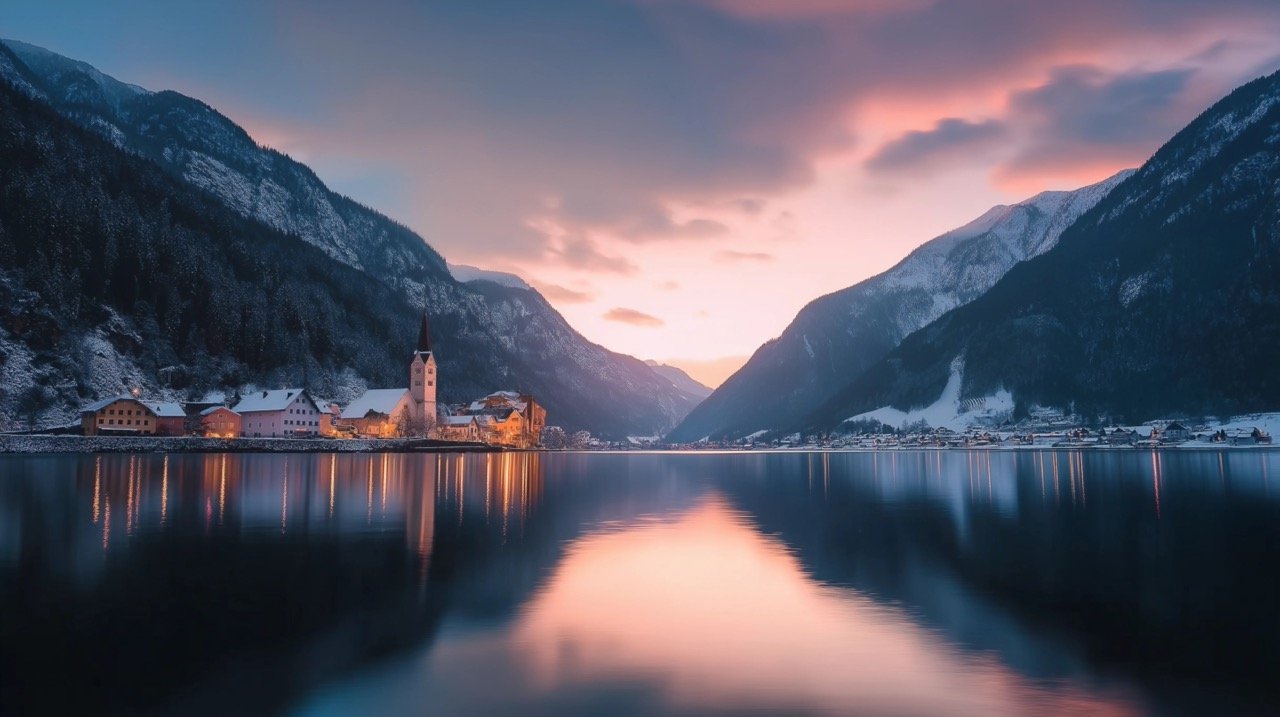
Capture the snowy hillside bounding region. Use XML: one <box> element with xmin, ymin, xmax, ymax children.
<box><xmin>807</xmin><ymin>68</ymin><xmax>1280</xmax><ymax>431</ymax></box>
<box><xmin>0</xmin><ymin>40</ymin><xmax>699</xmax><ymax>437</ymax></box>
<box><xmin>667</xmin><ymin>170</ymin><xmax>1132</xmax><ymax>442</ymax></box>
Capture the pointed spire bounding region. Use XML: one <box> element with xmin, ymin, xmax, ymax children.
<box><xmin>416</xmin><ymin>311</ymin><xmax>432</xmax><ymax>353</ymax></box>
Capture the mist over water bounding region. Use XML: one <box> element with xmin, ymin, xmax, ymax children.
<box><xmin>2</xmin><ymin>450</ymin><xmax>1278</xmax><ymax>716</ymax></box>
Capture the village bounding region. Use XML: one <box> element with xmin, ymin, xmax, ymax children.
<box><xmin>64</xmin><ymin>311</ymin><xmax>1278</xmax><ymax>454</ymax></box>
<box><xmin>74</xmin><ymin>313</ymin><xmax>548</xmax><ymax>449</ymax></box>
<box><xmin>662</xmin><ymin>418</ymin><xmax>1275</xmax><ymax>451</ymax></box>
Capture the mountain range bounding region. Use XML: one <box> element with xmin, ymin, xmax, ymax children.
<box><xmin>668</xmin><ymin>170</ymin><xmax>1133</xmax><ymax>442</ymax></box>
<box><xmin>4</xmin><ymin>37</ymin><xmax>1276</xmax><ymax>440</ymax></box>
<box><xmin>804</xmin><ymin>68</ymin><xmax>1280</xmax><ymax>433</ymax></box>
<box><xmin>0</xmin><ymin>39</ymin><xmax>701</xmax><ymax>437</ymax></box>
<box><xmin>675</xmin><ymin>66</ymin><xmax>1280</xmax><ymax>441</ymax></box>
<box><xmin>645</xmin><ymin>361</ymin><xmax>713</xmax><ymax>401</ymax></box>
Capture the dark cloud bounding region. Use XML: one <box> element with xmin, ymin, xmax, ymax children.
<box><xmin>865</xmin><ymin>118</ymin><xmax>1006</xmax><ymax>174</ymax></box>
<box><xmin>603</xmin><ymin>307</ymin><xmax>665</xmax><ymax>327</ymax></box>
<box><xmin>606</xmin><ymin>208</ymin><xmax>730</xmax><ymax>241</ymax></box>
<box><xmin>729</xmin><ymin>197</ymin><xmax>767</xmax><ymax>214</ymax></box>
<box><xmin>999</xmin><ymin>65</ymin><xmax>1196</xmax><ymax>178</ymax></box>
<box><xmin>717</xmin><ymin>250</ymin><xmax>774</xmax><ymax>262</ymax></box>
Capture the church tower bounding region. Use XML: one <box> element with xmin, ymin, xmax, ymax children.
<box><xmin>408</xmin><ymin>312</ymin><xmax>437</xmax><ymax>429</ymax></box>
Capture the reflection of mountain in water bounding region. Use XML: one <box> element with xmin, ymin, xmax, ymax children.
<box><xmin>712</xmin><ymin>450</ymin><xmax>1280</xmax><ymax>716</ymax></box>
<box><xmin>4</xmin><ymin>451</ymin><xmax>1280</xmax><ymax>716</ymax></box>
<box><xmin>1</xmin><ymin>452</ymin><xmax>699</xmax><ymax>716</ymax></box>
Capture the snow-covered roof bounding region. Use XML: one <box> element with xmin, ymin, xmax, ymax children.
<box><xmin>233</xmin><ymin>389</ymin><xmax>314</xmax><ymax>414</ymax></box>
<box><xmin>467</xmin><ymin>391</ymin><xmax>528</xmax><ymax>414</ymax></box>
<box><xmin>199</xmin><ymin>405</ymin><xmax>237</xmax><ymax>416</ymax></box>
<box><xmin>341</xmin><ymin>388</ymin><xmax>408</xmax><ymax>419</ymax></box>
<box><xmin>81</xmin><ymin>395</ymin><xmax>132</xmax><ymax>413</ymax></box>
<box><xmin>147</xmin><ymin>402</ymin><xmax>186</xmax><ymax>418</ymax></box>
<box><xmin>442</xmin><ymin>415</ymin><xmax>477</xmax><ymax>426</ymax></box>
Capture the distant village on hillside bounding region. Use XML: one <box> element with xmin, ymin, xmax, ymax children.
<box><xmin>75</xmin><ymin>313</ymin><xmax>551</xmax><ymax>449</ymax></box>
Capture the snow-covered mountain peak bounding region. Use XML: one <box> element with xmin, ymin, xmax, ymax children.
<box><xmin>667</xmin><ymin>168</ymin><xmax>1133</xmax><ymax>443</ymax></box>
<box><xmin>448</xmin><ymin>263</ymin><xmax>532</xmax><ymax>290</ymax></box>
<box><xmin>2</xmin><ymin>39</ymin><xmax>148</xmax><ymax>112</ymax></box>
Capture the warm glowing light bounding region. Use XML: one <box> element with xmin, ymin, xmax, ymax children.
<box><xmin>506</xmin><ymin>495</ymin><xmax>1140</xmax><ymax>716</ymax></box>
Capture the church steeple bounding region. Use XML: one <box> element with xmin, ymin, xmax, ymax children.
<box><xmin>408</xmin><ymin>310</ymin><xmax>438</xmax><ymax>434</ymax></box>
<box><xmin>416</xmin><ymin>312</ymin><xmax>432</xmax><ymax>354</ymax></box>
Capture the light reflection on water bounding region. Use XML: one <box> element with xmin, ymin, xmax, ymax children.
<box><xmin>2</xmin><ymin>450</ymin><xmax>1279</xmax><ymax>716</ymax></box>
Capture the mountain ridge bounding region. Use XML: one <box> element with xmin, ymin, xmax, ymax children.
<box><xmin>645</xmin><ymin>361</ymin><xmax>713</xmax><ymax>401</ymax></box>
<box><xmin>804</xmin><ymin>68</ymin><xmax>1280</xmax><ymax>431</ymax></box>
<box><xmin>0</xmin><ymin>39</ymin><xmax>697</xmax><ymax>437</ymax></box>
<box><xmin>666</xmin><ymin>169</ymin><xmax>1132</xmax><ymax>442</ymax></box>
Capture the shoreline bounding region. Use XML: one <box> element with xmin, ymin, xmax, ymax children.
<box><xmin>1</xmin><ymin>434</ymin><xmax>1276</xmax><ymax>455</ymax></box>
<box><xmin>0</xmin><ymin>434</ymin><xmax>504</xmax><ymax>455</ymax></box>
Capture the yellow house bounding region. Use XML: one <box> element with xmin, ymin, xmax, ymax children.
<box><xmin>460</xmin><ymin>391</ymin><xmax>547</xmax><ymax>448</ymax></box>
<box><xmin>80</xmin><ymin>397</ymin><xmax>158</xmax><ymax>436</ymax></box>
<box><xmin>439</xmin><ymin>415</ymin><xmax>481</xmax><ymax>442</ymax></box>
<box><xmin>339</xmin><ymin>388</ymin><xmax>410</xmax><ymax>438</ymax></box>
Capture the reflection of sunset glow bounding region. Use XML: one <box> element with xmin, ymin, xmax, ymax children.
<box><xmin>513</xmin><ymin>495</ymin><xmax>1139</xmax><ymax>716</ymax></box>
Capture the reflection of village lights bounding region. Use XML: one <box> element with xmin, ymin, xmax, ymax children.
<box><xmin>92</xmin><ymin>457</ymin><xmax>102</xmax><ymax>524</ymax></box>
<box><xmin>219</xmin><ymin>454</ymin><xmax>227</xmax><ymax>524</ymax></box>
<box><xmin>281</xmin><ymin>458</ymin><xmax>289</xmax><ymax>534</ymax></box>
<box><xmin>161</xmin><ymin>455</ymin><xmax>169</xmax><ymax>526</ymax></box>
<box><xmin>329</xmin><ymin>455</ymin><xmax>336</xmax><ymax>517</ymax></box>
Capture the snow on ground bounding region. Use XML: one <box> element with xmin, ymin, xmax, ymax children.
<box><xmin>843</xmin><ymin>356</ymin><xmax>1014</xmax><ymax>432</ymax></box>
<box><xmin>1214</xmin><ymin>412</ymin><xmax>1280</xmax><ymax>436</ymax></box>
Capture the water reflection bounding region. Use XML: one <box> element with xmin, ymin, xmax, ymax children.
<box><xmin>2</xmin><ymin>450</ymin><xmax>1279</xmax><ymax>716</ymax></box>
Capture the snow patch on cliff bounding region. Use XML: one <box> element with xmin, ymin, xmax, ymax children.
<box><xmin>842</xmin><ymin>357</ymin><xmax>1014</xmax><ymax>431</ymax></box>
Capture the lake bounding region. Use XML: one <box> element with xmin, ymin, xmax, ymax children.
<box><xmin>2</xmin><ymin>450</ymin><xmax>1279</xmax><ymax>716</ymax></box>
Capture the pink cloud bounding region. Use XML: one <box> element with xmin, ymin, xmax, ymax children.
<box><xmin>717</xmin><ymin>250</ymin><xmax>775</xmax><ymax>262</ymax></box>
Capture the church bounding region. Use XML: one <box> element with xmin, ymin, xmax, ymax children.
<box><xmin>340</xmin><ymin>313</ymin><xmax>438</xmax><ymax>437</ymax></box>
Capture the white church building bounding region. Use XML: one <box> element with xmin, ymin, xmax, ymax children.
<box><xmin>340</xmin><ymin>313</ymin><xmax>438</xmax><ymax>437</ymax></box>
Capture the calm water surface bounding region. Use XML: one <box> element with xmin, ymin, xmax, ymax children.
<box><xmin>3</xmin><ymin>450</ymin><xmax>1279</xmax><ymax>716</ymax></box>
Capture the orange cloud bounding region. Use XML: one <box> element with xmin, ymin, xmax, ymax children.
<box><xmin>533</xmin><ymin>282</ymin><xmax>595</xmax><ymax>303</ymax></box>
<box><xmin>604</xmin><ymin>307</ymin><xmax>665</xmax><ymax>327</ymax></box>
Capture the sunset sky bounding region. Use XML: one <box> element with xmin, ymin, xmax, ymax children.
<box><xmin>7</xmin><ymin>0</ymin><xmax>1280</xmax><ymax>386</ymax></box>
